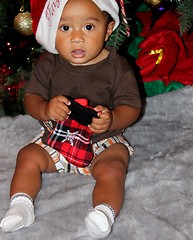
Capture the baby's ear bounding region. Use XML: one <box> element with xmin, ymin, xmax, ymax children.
<box><xmin>105</xmin><ymin>21</ymin><xmax>115</xmax><ymax>41</ymax></box>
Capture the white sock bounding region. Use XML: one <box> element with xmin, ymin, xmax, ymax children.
<box><xmin>0</xmin><ymin>193</ymin><xmax>35</xmax><ymax>232</ymax></box>
<box><xmin>85</xmin><ymin>204</ymin><xmax>115</xmax><ymax>239</ymax></box>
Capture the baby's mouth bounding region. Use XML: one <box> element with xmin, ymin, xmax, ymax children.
<box><xmin>71</xmin><ymin>49</ymin><xmax>86</xmax><ymax>58</ymax></box>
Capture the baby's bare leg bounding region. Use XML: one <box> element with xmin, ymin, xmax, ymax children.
<box><xmin>91</xmin><ymin>143</ymin><xmax>129</xmax><ymax>213</ymax></box>
<box><xmin>10</xmin><ymin>143</ymin><xmax>57</xmax><ymax>199</ymax></box>
<box><xmin>1</xmin><ymin>143</ymin><xmax>57</xmax><ymax>232</ymax></box>
<box><xmin>85</xmin><ymin>143</ymin><xmax>129</xmax><ymax>239</ymax></box>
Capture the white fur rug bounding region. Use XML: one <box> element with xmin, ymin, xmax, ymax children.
<box><xmin>0</xmin><ymin>86</ymin><xmax>193</xmax><ymax>240</ymax></box>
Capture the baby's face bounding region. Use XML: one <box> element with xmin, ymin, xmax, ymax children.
<box><xmin>55</xmin><ymin>0</ymin><xmax>114</xmax><ymax>65</ymax></box>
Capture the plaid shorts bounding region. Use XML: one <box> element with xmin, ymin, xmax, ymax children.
<box><xmin>31</xmin><ymin>130</ymin><xmax>134</xmax><ymax>175</ymax></box>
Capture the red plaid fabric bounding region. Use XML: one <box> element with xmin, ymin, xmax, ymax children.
<box><xmin>46</xmin><ymin>118</ymin><xmax>93</xmax><ymax>167</ymax></box>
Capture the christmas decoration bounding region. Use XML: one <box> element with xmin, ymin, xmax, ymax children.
<box><xmin>14</xmin><ymin>3</ymin><xmax>33</xmax><ymax>36</ymax></box>
<box><xmin>144</xmin><ymin>0</ymin><xmax>193</xmax><ymax>35</ymax></box>
<box><xmin>144</xmin><ymin>0</ymin><xmax>162</xmax><ymax>7</ymax></box>
<box><xmin>2</xmin><ymin>79</ymin><xmax>25</xmax><ymax>116</ymax></box>
<box><xmin>174</xmin><ymin>0</ymin><xmax>193</xmax><ymax>35</ymax></box>
<box><xmin>0</xmin><ymin>0</ymin><xmax>43</xmax><ymax>116</ymax></box>
<box><xmin>107</xmin><ymin>0</ymin><xmax>132</xmax><ymax>49</ymax></box>
<box><xmin>14</xmin><ymin>11</ymin><xmax>33</xmax><ymax>36</ymax></box>
<box><xmin>142</xmin><ymin>0</ymin><xmax>173</xmax><ymax>29</ymax></box>
<box><xmin>134</xmin><ymin>6</ymin><xmax>193</xmax><ymax>96</ymax></box>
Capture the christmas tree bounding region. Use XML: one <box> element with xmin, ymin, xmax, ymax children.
<box><xmin>0</xmin><ymin>0</ymin><xmax>42</xmax><ymax>116</ymax></box>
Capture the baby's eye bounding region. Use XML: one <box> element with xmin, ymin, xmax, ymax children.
<box><xmin>61</xmin><ymin>25</ymin><xmax>70</xmax><ymax>31</ymax></box>
<box><xmin>84</xmin><ymin>24</ymin><xmax>94</xmax><ymax>31</ymax></box>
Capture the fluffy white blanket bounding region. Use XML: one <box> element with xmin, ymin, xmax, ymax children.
<box><xmin>0</xmin><ymin>86</ymin><xmax>193</xmax><ymax>240</ymax></box>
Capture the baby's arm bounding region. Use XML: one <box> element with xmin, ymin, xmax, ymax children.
<box><xmin>24</xmin><ymin>94</ymin><xmax>71</xmax><ymax>121</ymax></box>
<box><xmin>88</xmin><ymin>105</ymin><xmax>140</xmax><ymax>134</ymax></box>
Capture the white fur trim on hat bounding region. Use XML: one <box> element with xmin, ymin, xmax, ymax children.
<box><xmin>36</xmin><ymin>0</ymin><xmax>120</xmax><ymax>54</ymax></box>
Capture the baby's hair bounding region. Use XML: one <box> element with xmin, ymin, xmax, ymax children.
<box><xmin>103</xmin><ymin>11</ymin><xmax>114</xmax><ymax>25</ymax></box>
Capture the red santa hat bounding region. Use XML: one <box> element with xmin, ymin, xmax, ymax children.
<box><xmin>30</xmin><ymin>0</ymin><xmax>120</xmax><ymax>54</ymax></box>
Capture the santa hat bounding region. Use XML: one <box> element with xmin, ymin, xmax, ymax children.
<box><xmin>30</xmin><ymin>0</ymin><xmax>120</xmax><ymax>54</ymax></box>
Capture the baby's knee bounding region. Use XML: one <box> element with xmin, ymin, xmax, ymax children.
<box><xmin>106</xmin><ymin>162</ymin><xmax>127</xmax><ymax>180</ymax></box>
<box><xmin>17</xmin><ymin>144</ymin><xmax>36</xmax><ymax>159</ymax></box>
<box><xmin>16</xmin><ymin>143</ymin><xmax>53</xmax><ymax>172</ymax></box>
<box><xmin>16</xmin><ymin>144</ymin><xmax>42</xmax><ymax>168</ymax></box>
<box><xmin>92</xmin><ymin>158</ymin><xmax>127</xmax><ymax>182</ymax></box>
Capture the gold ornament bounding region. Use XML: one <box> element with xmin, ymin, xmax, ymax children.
<box><xmin>14</xmin><ymin>11</ymin><xmax>33</xmax><ymax>36</ymax></box>
<box><xmin>144</xmin><ymin>0</ymin><xmax>162</xmax><ymax>6</ymax></box>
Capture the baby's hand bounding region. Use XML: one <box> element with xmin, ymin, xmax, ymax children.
<box><xmin>88</xmin><ymin>105</ymin><xmax>112</xmax><ymax>134</ymax></box>
<box><xmin>46</xmin><ymin>95</ymin><xmax>71</xmax><ymax>121</ymax></box>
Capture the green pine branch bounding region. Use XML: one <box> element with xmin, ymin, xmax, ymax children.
<box><xmin>106</xmin><ymin>0</ymin><xmax>133</xmax><ymax>49</ymax></box>
<box><xmin>168</xmin><ymin>0</ymin><xmax>193</xmax><ymax>35</ymax></box>
<box><xmin>106</xmin><ymin>20</ymin><xmax>130</xmax><ymax>49</ymax></box>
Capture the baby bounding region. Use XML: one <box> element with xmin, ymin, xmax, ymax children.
<box><xmin>0</xmin><ymin>0</ymin><xmax>141</xmax><ymax>238</ymax></box>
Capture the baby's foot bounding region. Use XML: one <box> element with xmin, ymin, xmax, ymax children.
<box><xmin>0</xmin><ymin>193</ymin><xmax>35</xmax><ymax>232</ymax></box>
<box><xmin>85</xmin><ymin>204</ymin><xmax>115</xmax><ymax>239</ymax></box>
